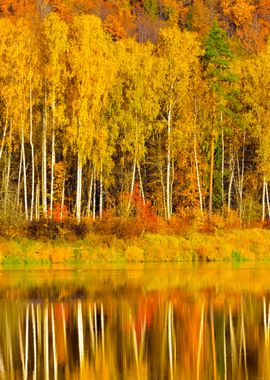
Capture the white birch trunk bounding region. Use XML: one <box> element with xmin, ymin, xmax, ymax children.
<box><xmin>127</xmin><ymin>157</ymin><xmax>136</xmax><ymax>215</ymax></box>
<box><xmin>42</xmin><ymin>88</ymin><xmax>47</xmax><ymax>218</ymax></box>
<box><xmin>29</xmin><ymin>81</ymin><xmax>35</xmax><ymax>221</ymax></box>
<box><xmin>266</xmin><ymin>182</ymin><xmax>270</xmax><ymax>219</ymax></box>
<box><xmin>60</xmin><ymin>169</ymin><xmax>65</xmax><ymax>221</ymax></box>
<box><xmin>76</xmin><ymin>153</ymin><xmax>82</xmax><ymax>223</ymax></box>
<box><xmin>239</xmin><ymin>131</ymin><xmax>245</xmax><ymax>220</ymax></box>
<box><xmin>0</xmin><ymin>110</ymin><xmax>8</xmax><ymax>161</ymax></box>
<box><xmin>16</xmin><ymin>140</ymin><xmax>23</xmax><ymax>208</ymax></box>
<box><xmin>99</xmin><ymin>163</ymin><xmax>103</xmax><ymax>220</ymax></box>
<box><xmin>21</xmin><ymin>126</ymin><xmax>28</xmax><ymax>220</ymax></box>
<box><xmin>50</xmin><ymin>91</ymin><xmax>56</xmax><ymax>217</ymax></box>
<box><xmin>4</xmin><ymin>127</ymin><xmax>12</xmax><ymax>211</ymax></box>
<box><xmin>87</xmin><ymin>169</ymin><xmax>93</xmax><ymax>217</ymax></box>
<box><xmin>137</xmin><ymin>162</ymin><xmax>145</xmax><ymax>205</ymax></box>
<box><xmin>93</xmin><ymin>166</ymin><xmax>96</xmax><ymax>220</ymax></box>
<box><xmin>262</xmin><ymin>177</ymin><xmax>266</xmax><ymax>222</ymax></box>
<box><xmin>221</xmin><ymin>112</ymin><xmax>224</xmax><ymax>210</ymax></box>
<box><xmin>35</xmin><ymin>180</ymin><xmax>40</xmax><ymax>220</ymax></box>
<box><xmin>228</xmin><ymin>149</ymin><xmax>234</xmax><ymax>211</ymax></box>
<box><xmin>166</xmin><ymin>105</ymin><xmax>172</xmax><ymax>220</ymax></box>
<box><xmin>194</xmin><ymin>131</ymin><xmax>203</xmax><ymax>213</ymax></box>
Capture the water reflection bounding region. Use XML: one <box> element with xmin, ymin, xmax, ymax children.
<box><xmin>0</xmin><ymin>265</ymin><xmax>269</xmax><ymax>379</ymax></box>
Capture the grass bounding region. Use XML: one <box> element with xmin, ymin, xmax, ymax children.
<box><xmin>1</xmin><ymin>227</ymin><xmax>270</xmax><ymax>265</ymax></box>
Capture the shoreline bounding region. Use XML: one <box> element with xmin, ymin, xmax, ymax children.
<box><xmin>0</xmin><ymin>228</ymin><xmax>270</xmax><ymax>265</ymax></box>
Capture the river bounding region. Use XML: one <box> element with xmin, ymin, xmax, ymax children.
<box><xmin>0</xmin><ymin>262</ymin><xmax>269</xmax><ymax>379</ymax></box>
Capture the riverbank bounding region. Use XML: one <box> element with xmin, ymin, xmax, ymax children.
<box><xmin>0</xmin><ymin>228</ymin><xmax>269</xmax><ymax>265</ymax></box>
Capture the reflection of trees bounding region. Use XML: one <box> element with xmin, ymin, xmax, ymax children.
<box><xmin>0</xmin><ymin>291</ymin><xmax>269</xmax><ymax>379</ymax></box>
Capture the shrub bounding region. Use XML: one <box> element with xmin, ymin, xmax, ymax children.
<box><xmin>27</xmin><ymin>218</ymin><xmax>90</xmax><ymax>241</ymax></box>
<box><xmin>231</xmin><ymin>250</ymin><xmax>246</xmax><ymax>261</ymax></box>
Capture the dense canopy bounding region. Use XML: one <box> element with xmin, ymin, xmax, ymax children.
<box><xmin>0</xmin><ymin>0</ymin><xmax>269</xmax><ymax>224</ymax></box>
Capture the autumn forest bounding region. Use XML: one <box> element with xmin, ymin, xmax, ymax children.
<box><xmin>0</xmin><ymin>0</ymin><xmax>270</xmax><ymax>229</ymax></box>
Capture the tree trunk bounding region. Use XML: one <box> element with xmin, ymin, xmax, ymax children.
<box><xmin>86</xmin><ymin>169</ymin><xmax>93</xmax><ymax>217</ymax></box>
<box><xmin>4</xmin><ymin>141</ymin><xmax>11</xmax><ymax>212</ymax></box>
<box><xmin>137</xmin><ymin>162</ymin><xmax>145</xmax><ymax>205</ymax></box>
<box><xmin>76</xmin><ymin>153</ymin><xmax>82</xmax><ymax>223</ymax></box>
<box><xmin>194</xmin><ymin>131</ymin><xmax>203</xmax><ymax>213</ymax></box>
<box><xmin>29</xmin><ymin>81</ymin><xmax>35</xmax><ymax>221</ymax></box>
<box><xmin>0</xmin><ymin>110</ymin><xmax>8</xmax><ymax>161</ymax></box>
<box><xmin>99</xmin><ymin>163</ymin><xmax>103</xmax><ymax>220</ymax></box>
<box><xmin>266</xmin><ymin>182</ymin><xmax>270</xmax><ymax>219</ymax></box>
<box><xmin>16</xmin><ymin>146</ymin><xmax>23</xmax><ymax>208</ymax></box>
<box><xmin>50</xmin><ymin>91</ymin><xmax>56</xmax><ymax>218</ymax></box>
<box><xmin>42</xmin><ymin>87</ymin><xmax>47</xmax><ymax>218</ymax></box>
<box><xmin>127</xmin><ymin>157</ymin><xmax>136</xmax><ymax>215</ymax></box>
<box><xmin>221</xmin><ymin>112</ymin><xmax>224</xmax><ymax>210</ymax></box>
<box><xmin>21</xmin><ymin>126</ymin><xmax>28</xmax><ymax>220</ymax></box>
<box><xmin>60</xmin><ymin>169</ymin><xmax>65</xmax><ymax>221</ymax></box>
<box><xmin>35</xmin><ymin>179</ymin><xmax>40</xmax><ymax>220</ymax></box>
<box><xmin>4</xmin><ymin>123</ymin><xmax>12</xmax><ymax>211</ymax></box>
<box><xmin>239</xmin><ymin>132</ymin><xmax>245</xmax><ymax>221</ymax></box>
<box><xmin>166</xmin><ymin>105</ymin><xmax>172</xmax><ymax>220</ymax></box>
<box><xmin>93</xmin><ymin>166</ymin><xmax>96</xmax><ymax>220</ymax></box>
<box><xmin>228</xmin><ymin>150</ymin><xmax>234</xmax><ymax>212</ymax></box>
<box><xmin>262</xmin><ymin>177</ymin><xmax>266</xmax><ymax>222</ymax></box>
<box><xmin>209</xmin><ymin>129</ymin><xmax>215</xmax><ymax>222</ymax></box>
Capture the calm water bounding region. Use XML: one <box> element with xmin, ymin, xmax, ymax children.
<box><xmin>0</xmin><ymin>262</ymin><xmax>270</xmax><ymax>379</ymax></box>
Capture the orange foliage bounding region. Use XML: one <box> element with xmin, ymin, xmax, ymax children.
<box><xmin>103</xmin><ymin>12</ymin><xmax>127</xmax><ymax>40</ymax></box>
<box><xmin>0</xmin><ymin>0</ymin><xmax>38</xmax><ymax>17</ymax></box>
<box><xmin>221</xmin><ymin>0</ymin><xmax>255</xmax><ymax>27</ymax></box>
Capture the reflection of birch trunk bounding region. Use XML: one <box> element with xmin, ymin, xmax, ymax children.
<box><xmin>139</xmin><ymin>317</ymin><xmax>146</xmax><ymax>362</ymax></box>
<box><xmin>223</xmin><ymin>311</ymin><xmax>227</xmax><ymax>380</ymax></box>
<box><xmin>51</xmin><ymin>305</ymin><xmax>57</xmax><ymax>380</ymax></box>
<box><xmin>0</xmin><ymin>348</ymin><xmax>5</xmax><ymax>377</ymax></box>
<box><xmin>5</xmin><ymin>307</ymin><xmax>13</xmax><ymax>376</ymax></box>
<box><xmin>168</xmin><ymin>302</ymin><xmax>174</xmax><ymax>379</ymax></box>
<box><xmin>31</xmin><ymin>304</ymin><xmax>37</xmax><ymax>377</ymax></box>
<box><xmin>37</xmin><ymin>305</ymin><xmax>42</xmax><ymax>362</ymax></box>
<box><xmin>229</xmin><ymin>306</ymin><xmax>236</xmax><ymax>373</ymax></box>
<box><xmin>94</xmin><ymin>303</ymin><xmax>98</xmax><ymax>349</ymax></box>
<box><xmin>24</xmin><ymin>304</ymin><xmax>29</xmax><ymax>380</ymax></box>
<box><xmin>78</xmin><ymin>301</ymin><xmax>84</xmax><ymax>368</ymax></box>
<box><xmin>44</xmin><ymin>304</ymin><xmax>49</xmax><ymax>380</ymax></box>
<box><xmin>61</xmin><ymin>303</ymin><xmax>67</xmax><ymax>358</ymax></box>
<box><xmin>101</xmin><ymin>302</ymin><xmax>105</xmax><ymax>357</ymax></box>
<box><xmin>263</xmin><ymin>298</ymin><xmax>270</xmax><ymax>344</ymax></box>
<box><xmin>240</xmin><ymin>304</ymin><xmax>248</xmax><ymax>378</ymax></box>
<box><xmin>132</xmin><ymin>323</ymin><xmax>138</xmax><ymax>368</ymax></box>
<box><xmin>210</xmin><ymin>303</ymin><xmax>217</xmax><ymax>380</ymax></box>
<box><xmin>197</xmin><ymin>301</ymin><xmax>205</xmax><ymax>380</ymax></box>
<box><xmin>88</xmin><ymin>304</ymin><xmax>95</xmax><ymax>354</ymax></box>
<box><xmin>18</xmin><ymin>312</ymin><xmax>25</xmax><ymax>376</ymax></box>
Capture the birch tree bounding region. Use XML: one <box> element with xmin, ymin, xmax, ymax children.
<box><xmin>155</xmin><ymin>27</ymin><xmax>201</xmax><ymax>219</ymax></box>
<box><xmin>68</xmin><ymin>15</ymin><xmax>115</xmax><ymax>222</ymax></box>
<box><xmin>44</xmin><ymin>12</ymin><xmax>68</xmax><ymax>217</ymax></box>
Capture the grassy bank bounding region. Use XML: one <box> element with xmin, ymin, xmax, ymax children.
<box><xmin>0</xmin><ymin>228</ymin><xmax>270</xmax><ymax>265</ymax></box>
